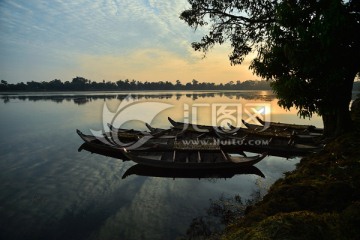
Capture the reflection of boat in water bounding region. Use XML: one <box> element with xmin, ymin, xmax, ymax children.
<box><xmin>122</xmin><ymin>164</ymin><xmax>265</xmax><ymax>179</ymax></box>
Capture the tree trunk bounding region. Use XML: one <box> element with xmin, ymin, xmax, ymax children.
<box><xmin>322</xmin><ymin>113</ymin><xmax>337</xmax><ymax>138</ymax></box>
<box><xmin>334</xmin><ymin>101</ymin><xmax>353</xmax><ymax>136</ymax></box>
<box><xmin>322</xmin><ymin>74</ymin><xmax>355</xmax><ymax>137</ymax></box>
<box><xmin>322</xmin><ymin>103</ymin><xmax>352</xmax><ymax>138</ymax></box>
<box><xmin>334</xmin><ymin>75</ymin><xmax>355</xmax><ymax>136</ymax></box>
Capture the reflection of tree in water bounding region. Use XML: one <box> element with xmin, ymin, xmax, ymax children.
<box><xmin>1</xmin><ymin>92</ymin><xmax>276</xmax><ymax>105</ymax></box>
<box><xmin>73</xmin><ymin>97</ymin><xmax>90</xmax><ymax>105</ymax></box>
<box><xmin>2</xmin><ymin>96</ymin><xmax>9</xmax><ymax>103</ymax></box>
<box><xmin>178</xmin><ymin>190</ymin><xmax>263</xmax><ymax>240</ymax></box>
<box><xmin>176</xmin><ymin>94</ymin><xmax>182</xmax><ymax>100</ymax></box>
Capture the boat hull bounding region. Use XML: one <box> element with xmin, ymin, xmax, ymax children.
<box><xmin>123</xmin><ymin>150</ymin><xmax>266</xmax><ymax>169</ymax></box>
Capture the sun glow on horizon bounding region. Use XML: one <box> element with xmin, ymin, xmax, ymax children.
<box><xmin>0</xmin><ymin>0</ymin><xmax>258</xmax><ymax>84</ymax></box>
<box><xmin>77</xmin><ymin>47</ymin><xmax>258</xmax><ymax>84</ymax></box>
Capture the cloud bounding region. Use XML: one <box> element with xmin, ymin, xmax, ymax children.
<box><xmin>0</xmin><ymin>0</ymin><xmax>196</xmax><ymax>54</ymax></box>
<box><xmin>0</xmin><ymin>0</ymin><xmax>257</xmax><ymax>83</ymax></box>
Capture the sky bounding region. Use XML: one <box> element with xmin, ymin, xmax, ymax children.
<box><xmin>0</xmin><ymin>0</ymin><xmax>258</xmax><ymax>84</ymax></box>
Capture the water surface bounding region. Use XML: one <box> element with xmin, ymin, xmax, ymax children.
<box><xmin>0</xmin><ymin>91</ymin><xmax>323</xmax><ymax>239</ymax></box>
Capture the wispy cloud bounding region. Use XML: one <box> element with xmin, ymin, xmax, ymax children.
<box><xmin>0</xmin><ymin>0</ymin><xmax>256</xmax><ymax>83</ymax></box>
<box><xmin>0</xmin><ymin>0</ymin><xmax>196</xmax><ymax>54</ymax></box>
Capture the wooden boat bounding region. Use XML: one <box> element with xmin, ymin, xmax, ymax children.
<box><xmin>77</xmin><ymin>129</ymin><xmax>223</xmax><ymax>152</ymax></box>
<box><xmin>241</xmin><ymin>119</ymin><xmax>319</xmax><ymax>135</ymax></box>
<box><xmin>81</xmin><ymin>129</ymin><xmax>191</xmax><ymax>151</ymax></box>
<box><xmin>168</xmin><ymin>117</ymin><xmax>293</xmax><ymax>141</ymax></box>
<box><xmin>241</xmin><ymin>120</ymin><xmax>271</xmax><ymax>132</ymax></box>
<box><xmin>108</xmin><ymin>123</ymin><xmax>180</xmax><ymax>139</ymax></box>
<box><xmin>107</xmin><ymin>123</ymin><xmax>150</xmax><ymax>141</ymax></box>
<box><xmin>145</xmin><ymin>123</ymin><xmax>187</xmax><ymax>138</ymax></box>
<box><xmin>145</xmin><ymin>123</ymin><xmax>165</xmax><ymax>133</ymax></box>
<box><xmin>146</xmin><ymin>123</ymin><xmax>215</xmax><ymax>141</ymax></box>
<box><xmin>215</xmin><ymin>131</ymin><xmax>323</xmax><ymax>156</ymax></box>
<box><xmin>256</xmin><ymin>117</ymin><xmax>323</xmax><ymax>133</ymax></box>
<box><xmin>168</xmin><ymin>117</ymin><xmax>312</xmax><ymax>143</ymax></box>
<box><xmin>224</xmin><ymin>122</ymin><xmax>318</xmax><ymax>147</ymax></box>
<box><xmin>167</xmin><ymin>117</ymin><xmax>320</xmax><ymax>144</ymax></box>
<box><xmin>122</xmin><ymin>149</ymin><xmax>267</xmax><ymax>169</ymax></box>
<box><xmin>78</xmin><ymin>142</ymin><xmax>129</xmax><ymax>160</ymax></box>
<box><xmin>228</xmin><ymin>124</ymin><xmax>293</xmax><ymax>139</ymax></box>
<box><xmin>168</xmin><ymin>117</ymin><xmax>215</xmax><ymax>132</ymax></box>
<box><xmin>107</xmin><ymin>123</ymin><xmax>150</xmax><ymax>135</ymax></box>
<box><xmin>122</xmin><ymin>163</ymin><xmax>265</xmax><ymax>179</ymax></box>
<box><xmin>77</xmin><ymin>129</ymin><xmax>137</xmax><ymax>149</ymax></box>
<box><xmin>240</xmin><ymin>120</ymin><xmax>321</xmax><ymax>144</ymax></box>
<box><xmin>143</xmin><ymin>123</ymin><xmax>314</xmax><ymax>154</ymax></box>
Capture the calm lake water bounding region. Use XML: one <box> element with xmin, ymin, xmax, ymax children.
<box><xmin>0</xmin><ymin>91</ymin><xmax>325</xmax><ymax>240</ymax></box>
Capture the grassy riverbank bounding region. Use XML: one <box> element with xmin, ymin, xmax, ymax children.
<box><xmin>219</xmin><ymin>131</ymin><xmax>360</xmax><ymax>239</ymax></box>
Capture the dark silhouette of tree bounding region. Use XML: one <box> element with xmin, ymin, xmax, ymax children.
<box><xmin>180</xmin><ymin>0</ymin><xmax>360</xmax><ymax>137</ymax></box>
<box><xmin>175</xmin><ymin>79</ymin><xmax>182</xmax><ymax>89</ymax></box>
<box><xmin>0</xmin><ymin>77</ymin><xmax>276</xmax><ymax>92</ymax></box>
<box><xmin>0</xmin><ymin>80</ymin><xmax>8</xmax><ymax>91</ymax></box>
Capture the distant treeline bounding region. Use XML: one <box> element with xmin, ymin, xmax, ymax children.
<box><xmin>0</xmin><ymin>77</ymin><xmax>272</xmax><ymax>91</ymax></box>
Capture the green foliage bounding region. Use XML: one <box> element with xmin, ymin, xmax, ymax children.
<box><xmin>180</xmin><ymin>0</ymin><xmax>360</xmax><ymax>133</ymax></box>
<box><xmin>180</xmin><ymin>0</ymin><xmax>275</xmax><ymax>65</ymax></box>
<box><xmin>254</xmin><ymin>0</ymin><xmax>360</xmax><ymax>118</ymax></box>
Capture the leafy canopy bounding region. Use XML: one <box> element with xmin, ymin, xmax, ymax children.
<box><xmin>181</xmin><ymin>0</ymin><xmax>360</xmax><ymax>118</ymax></box>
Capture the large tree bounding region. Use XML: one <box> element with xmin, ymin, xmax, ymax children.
<box><xmin>180</xmin><ymin>0</ymin><xmax>360</xmax><ymax>137</ymax></box>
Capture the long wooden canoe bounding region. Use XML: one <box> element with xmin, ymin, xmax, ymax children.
<box><xmin>168</xmin><ymin>117</ymin><xmax>217</xmax><ymax>132</ymax></box>
<box><xmin>77</xmin><ymin>129</ymin><xmax>136</xmax><ymax>149</ymax></box>
<box><xmin>78</xmin><ymin>142</ymin><xmax>129</xmax><ymax>160</ymax></box>
<box><xmin>145</xmin><ymin>123</ymin><xmax>165</xmax><ymax>133</ymax></box>
<box><xmin>140</xmin><ymin>123</ymin><xmax>314</xmax><ymax>155</ymax></box>
<box><xmin>168</xmin><ymin>117</ymin><xmax>307</xmax><ymax>141</ymax></box>
<box><xmin>256</xmin><ymin>117</ymin><xmax>323</xmax><ymax>133</ymax></box>
<box><xmin>215</xmin><ymin>131</ymin><xmax>323</xmax><ymax>156</ymax></box>
<box><xmin>122</xmin><ymin>149</ymin><xmax>267</xmax><ymax>169</ymax></box>
<box><xmin>241</xmin><ymin>120</ymin><xmax>271</xmax><ymax>132</ymax></box>
<box><xmin>107</xmin><ymin>123</ymin><xmax>150</xmax><ymax>139</ymax></box>
<box><xmin>122</xmin><ymin>163</ymin><xmax>265</xmax><ymax>179</ymax></box>
<box><xmin>240</xmin><ymin>119</ymin><xmax>322</xmax><ymax>144</ymax></box>
<box><xmin>107</xmin><ymin>123</ymin><xmax>149</xmax><ymax>134</ymax></box>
